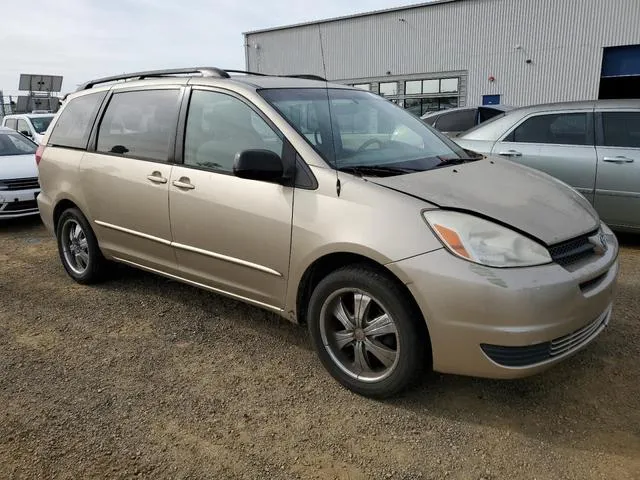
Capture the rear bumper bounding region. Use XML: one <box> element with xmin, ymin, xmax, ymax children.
<box><xmin>387</xmin><ymin>226</ymin><xmax>619</xmax><ymax>379</ymax></box>
<box><xmin>0</xmin><ymin>188</ymin><xmax>40</xmax><ymax>219</ymax></box>
<box><xmin>36</xmin><ymin>191</ymin><xmax>55</xmax><ymax>234</ymax></box>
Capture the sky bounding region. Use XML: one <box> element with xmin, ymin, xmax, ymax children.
<box><xmin>1</xmin><ymin>0</ymin><xmax>425</xmax><ymax>97</ymax></box>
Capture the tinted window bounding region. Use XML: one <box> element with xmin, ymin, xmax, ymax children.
<box><xmin>601</xmin><ymin>112</ymin><xmax>640</xmax><ymax>148</ymax></box>
<box><xmin>478</xmin><ymin>107</ymin><xmax>505</xmax><ymax>123</ymax></box>
<box><xmin>5</xmin><ymin>119</ymin><xmax>18</xmax><ymax>130</ymax></box>
<box><xmin>17</xmin><ymin>119</ymin><xmax>30</xmax><ymax>135</ymax></box>
<box><xmin>0</xmin><ymin>132</ymin><xmax>37</xmax><ymax>156</ymax></box>
<box><xmin>184</xmin><ymin>90</ymin><xmax>283</xmax><ymax>172</ymax></box>
<box><xmin>422</xmin><ymin>114</ymin><xmax>440</xmax><ymax>126</ymax></box>
<box><xmin>508</xmin><ymin>113</ymin><xmax>590</xmax><ymax>145</ymax></box>
<box><xmin>97</xmin><ymin>89</ymin><xmax>180</xmax><ymax>162</ymax></box>
<box><xmin>49</xmin><ymin>92</ymin><xmax>106</xmax><ymax>149</ymax></box>
<box><xmin>436</xmin><ymin>109</ymin><xmax>477</xmax><ymax>132</ymax></box>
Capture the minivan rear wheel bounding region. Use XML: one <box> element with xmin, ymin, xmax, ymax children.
<box><xmin>307</xmin><ymin>265</ymin><xmax>428</xmax><ymax>398</ymax></box>
<box><xmin>56</xmin><ymin>208</ymin><xmax>107</xmax><ymax>284</ymax></box>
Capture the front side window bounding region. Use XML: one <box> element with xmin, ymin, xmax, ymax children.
<box><xmin>49</xmin><ymin>91</ymin><xmax>107</xmax><ymax>149</ymax></box>
<box><xmin>17</xmin><ymin>119</ymin><xmax>31</xmax><ymax>135</ymax></box>
<box><xmin>260</xmin><ymin>88</ymin><xmax>469</xmax><ymax>174</ymax></box>
<box><xmin>0</xmin><ymin>132</ymin><xmax>37</xmax><ymax>156</ymax></box>
<box><xmin>601</xmin><ymin>112</ymin><xmax>640</xmax><ymax>148</ymax></box>
<box><xmin>507</xmin><ymin>113</ymin><xmax>590</xmax><ymax>145</ymax></box>
<box><xmin>184</xmin><ymin>90</ymin><xmax>283</xmax><ymax>172</ymax></box>
<box><xmin>97</xmin><ymin>89</ymin><xmax>180</xmax><ymax>162</ymax></box>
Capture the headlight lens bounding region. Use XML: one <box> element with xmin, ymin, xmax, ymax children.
<box><xmin>423</xmin><ymin>210</ymin><xmax>552</xmax><ymax>267</ymax></box>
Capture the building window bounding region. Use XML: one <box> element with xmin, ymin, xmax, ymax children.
<box><xmin>405</xmin><ymin>80</ymin><xmax>422</xmax><ymax>95</ymax></box>
<box><xmin>379</xmin><ymin>82</ymin><xmax>398</xmax><ymax>96</ymax></box>
<box><xmin>422</xmin><ymin>79</ymin><xmax>440</xmax><ymax>94</ymax></box>
<box><xmin>440</xmin><ymin>78</ymin><xmax>459</xmax><ymax>93</ymax></box>
<box><xmin>352</xmin><ymin>83</ymin><xmax>371</xmax><ymax>91</ymax></box>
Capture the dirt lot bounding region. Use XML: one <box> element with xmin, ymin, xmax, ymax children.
<box><xmin>0</xmin><ymin>217</ymin><xmax>639</xmax><ymax>480</ymax></box>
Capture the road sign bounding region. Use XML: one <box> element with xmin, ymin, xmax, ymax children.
<box><xmin>19</xmin><ymin>74</ymin><xmax>63</xmax><ymax>92</ymax></box>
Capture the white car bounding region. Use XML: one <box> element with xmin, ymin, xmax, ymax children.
<box><xmin>2</xmin><ymin>113</ymin><xmax>55</xmax><ymax>144</ymax></box>
<box><xmin>0</xmin><ymin>127</ymin><xmax>40</xmax><ymax>218</ymax></box>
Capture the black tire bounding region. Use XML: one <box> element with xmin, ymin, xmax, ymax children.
<box><xmin>307</xmin><ymin>265</ymin><xmax>429</xmax><ymax>398</ymax></box>
<box><xmin>56</xmin><ymin>207</ymin><xmax>107</xmax><ymax>284</ymax></box>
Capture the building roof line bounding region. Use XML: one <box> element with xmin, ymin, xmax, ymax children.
<box><xmin>243</xmin><ymin>0</ymin><xmax>461</xmax><ymax>35</ymax></box>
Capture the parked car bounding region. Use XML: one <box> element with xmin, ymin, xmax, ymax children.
<box><xmin>0</xmin><ymin>127</ymin><xmax>40</xmax><ymax>218</ymax></box>
<box><xmin>37</xmin><ymin>67</ymin><xmax>618</xmax><ymax>398</ymax></box>
<box><xmin>2</xmin><ymin>113</ymin><xmax>56</xmax><ymax>144</ymax></box>
<box><xmin>455</xmin><ymin>100</ymin><xmax>640</xmax><ymax>233</ymax></box>
<box><xmin>421</xmin><ymin>104</ymin><xmax>513</xmax><ymax>137</ymax></box>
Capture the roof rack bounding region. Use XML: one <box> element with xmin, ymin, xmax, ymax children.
<box><xmin>76</xmin><ymin>67</ymin><xmax>327</xmax><ymax>91</ymax></box>
<box><xmin>76</xmin><ymin>67</ymin><xmax>230</xmax><ymax>91</ymax></box>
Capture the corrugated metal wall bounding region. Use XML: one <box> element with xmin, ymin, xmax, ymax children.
<box><xmin>245</xmin><ymin>0</ymin><xmax>640</xmax><ymax>106</ymax></box>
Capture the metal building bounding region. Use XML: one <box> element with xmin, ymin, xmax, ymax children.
<box><xmin>244</xmin><ymin>0</ymin><xmax>640</xmax><ymax>116</ymax></box>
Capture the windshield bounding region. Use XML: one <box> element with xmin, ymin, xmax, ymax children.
<box><xmin>259</xmin><ymin>88</ymin><xmax>472</xmax><ymax>174</ymax></box>
<box><xmin>29</xmin><ymin>115</ymin><xmax>54</xmax><ymax>134</ymax></box>
<box><xmin>0</xmin><ymin>132</ymin><xmax>37</xmax><ymax>156</ymax></box>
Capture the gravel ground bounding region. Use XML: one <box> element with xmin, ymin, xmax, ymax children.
<box><xmin>1</xmin><ymin>216</ymin><xmax>639</xmax><ymax>480</ymax></box>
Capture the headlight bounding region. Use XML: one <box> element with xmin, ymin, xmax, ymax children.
<box><xmin>423</xmin><ymin>210</ymin><xmax>552</xmax><ymax>267</ymax></box>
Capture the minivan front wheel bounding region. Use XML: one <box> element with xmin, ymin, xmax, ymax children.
<box><xmin>308</xmin><ymin>265</ymin><xmax>428</xmax><ymax>398</ymax></box>
<box><xmin>57</xmin><ymin>208</ymin><xmax>106</xmax><ymax>284</ymax></box>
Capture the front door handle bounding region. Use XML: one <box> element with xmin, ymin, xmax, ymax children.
<box><xmin>147</xmin><ymin>171</ymin><xmax>168</xmax><ymax>184</ymax></box>
<box><xmin>498</xmin><ymin>150</ymin><xmax>522</xmax><ymax>157</ymax></box>
<box><xmin>172</xmin><ymin>177</ymin><xmax>195</xmax><ymax>190</ymax></box>
<box><xmin>603</xmin><ymin>156</ymin><xmax>634</xmax><ymax>164</ymax></box>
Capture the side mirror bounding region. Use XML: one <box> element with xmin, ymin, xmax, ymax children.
<box><xmin>233</xmin><ymin>149</ymin><xmax>284</xmax><ymax>182</ymax></box>
<box><xmin>20</xmin><ymin>130</ymin><xmax>31</xmax><ymax>138</ymax></box>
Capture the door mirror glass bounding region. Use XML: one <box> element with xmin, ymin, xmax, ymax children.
<box><xmin>233</xmin><ymin>149</ymin><xmax>284</xmax><ymax>182</ymax></box>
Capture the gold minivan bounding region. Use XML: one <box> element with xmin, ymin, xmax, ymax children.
<box><xmin>37</xmin><ymin>68</ymin><xmax>619</xmax><ymax>397</ymax></box>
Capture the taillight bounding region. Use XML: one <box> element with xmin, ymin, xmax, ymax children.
<box><xmin>35</xmin><ymin>145</ymin><xmax>45</xmax><ymax>166</ymax></box>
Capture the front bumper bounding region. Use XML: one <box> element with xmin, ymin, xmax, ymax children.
<box><xmin>0</xmin><ymin>188</ymin><xmax>40</xmax><ymax>219</ymax></box>
<box><xmin>387</xmin><ymin>227</ymin><xmax>619</xmax><ymax>379</ymax></box>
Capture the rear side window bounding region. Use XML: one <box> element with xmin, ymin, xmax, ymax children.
<box><xmin>436</xmin><ymin>109</ymin><xmax>476</xmax><ymax>132</ymax></box>
<box><xmin>601</xmin><ymin>112</ymin><xmax>640</xmax><ymax>148</ymax></box>
<box><xmin>49</xmin><ymin>92</ymin><xmax>107</xmax><ymax>149</ymax></box>
<box><xmin>97</xmin><ymin>89</ymin><xmax>181</xmax><ymax>162</ymax></box>
<box><xmin>506</xmin><ymin>113</ymin><xmax>591</xmax><ymax>145</ymax></box>
<box><xmin>5</xmin><ymin>118</ymin><xmax>18</xmax><ymax>130</ymax></box>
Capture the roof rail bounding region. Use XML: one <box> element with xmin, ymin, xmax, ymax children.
<box><xmin>76</xmin><ymin>67</ymin><xmax>230</xmax><ymax>91</ymax></box>
<box><xmin>76</xmin><ymin>67</ymin><xmax>328</xmax><ymax>91</ymax></box>
<box><xmin>224</xmin><ymin>69</ymin><xmax>268</xmax><ymax>76</ymax></box>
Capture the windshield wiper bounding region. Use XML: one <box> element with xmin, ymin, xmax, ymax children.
<box><xmin>338</xmin><ymin>165</ymin><xmax>421</xmax><ymax>177</ymax></box>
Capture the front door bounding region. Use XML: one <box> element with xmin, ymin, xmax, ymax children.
<box><xmin>594</xmin><ymin>110</ymin><xmax>640</xmax><ymax>229</ymax></box>
<box><xmin>80</xmin><ymin>87</ymin><xmax>183</xmax><ymax>273</ymax></box>
<box><xmin>169</xmin><ymin>88</ymin><xmax>293</xmax><ymax>310</ymax></box>
<box><xmin>491</xmin><ymin>111</ymin><xmax>597</xmax><ymax>202</ymax></box>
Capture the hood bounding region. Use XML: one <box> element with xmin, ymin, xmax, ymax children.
<box><xmin>370</xmin><ymin>158</ymin><xmax>599</xmax><ymax>245</ymax></box>
<box><xmin>0</xmin><ymin>154</ymin><xmax>38</xmax><ymax>181</ymax></box>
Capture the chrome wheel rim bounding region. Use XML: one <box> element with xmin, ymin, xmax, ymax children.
<box><xmin>319</xmin><ymin>288</ymin><xmax>400</xmax><ymax>382</ymax></box>
<box><xmin>61</xmin><ymin>219</ymin><xmax>90</xmax><ymax>275</ymax></box>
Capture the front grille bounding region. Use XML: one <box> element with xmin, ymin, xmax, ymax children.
<box><xmin>0</xmin><ymin>177</ymin><xmax>40</xmax><ymax>191</ymax></box>
<box><xmin>481</xmin><ymin>310</ymin><xmax>609</xmax><ymax>367</ymax></box>
<box><xmin>0</xmin><ymin>200</ymin><xmax>38</xmax><ymax>213</ymax></box>
<box><xmin>548</xmin><ymin>230</ymin><xmax>597</xmax><ymax>267</ymax></box>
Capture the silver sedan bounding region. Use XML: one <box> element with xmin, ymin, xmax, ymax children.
<box><xmin>455</xmin><ymin>100</ymin><xmax>640</xmax><ymax>233</ymax></box>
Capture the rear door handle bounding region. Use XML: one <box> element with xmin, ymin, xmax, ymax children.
<box><xmin>172</xmin><ymin>177</ymin><xmax>195</xmax><ymax>190</ymax></box>
<box><xmin>603</xmin><ymin>156</ymin><xmax>634</xmax><ymax>164</ymax></box>
<box><xmin>147</xmin><ymin>171</ymin><xmax>168</xmax><ymax>184</ymax></box>
<box><xmin>498</xmin><ymin>150</ymin><xmax>522</xmax><ymax>157</ymax></box>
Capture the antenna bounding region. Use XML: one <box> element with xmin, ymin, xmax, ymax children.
<box><xmin>317</xmin><ymin>24</ymin><xmax>341</xmax><ymax>196</ymax></box>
